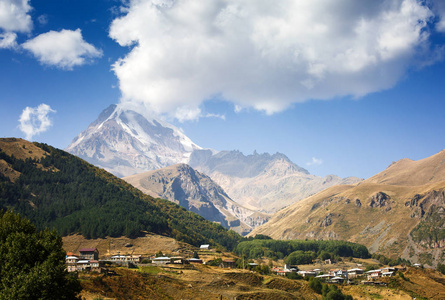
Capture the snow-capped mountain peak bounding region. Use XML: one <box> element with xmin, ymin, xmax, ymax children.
<box><xmin>66</xmin><ymin>103</ymin><xmax>201</xmax><ymax>177</ymax></box>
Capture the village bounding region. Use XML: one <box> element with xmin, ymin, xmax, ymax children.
<box><xmin>65</xmin><ymin>244</ymin><xmax>420</xmax><ymax>287</ymax></box>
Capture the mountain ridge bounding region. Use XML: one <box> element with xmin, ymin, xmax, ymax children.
<box><xmin>123</xmin><ymin>163</ymin><xmax>270</xmax><ymax>235</ymax></box>
<box><xmin>250</xmin><ymin>150</ymin><xmax>445</xmax><ymax>267</ymax></box>
<box><xmin>190</xmin><ymin>149</ymin><xmax>362</xmax><ymax>213</ymax></box>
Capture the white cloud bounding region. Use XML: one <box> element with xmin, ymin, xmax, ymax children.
<box><xmin>307</xmin><ymin>157</ymin><xmax>323</xmax><ymax>166</ymax></box>
<box><xmin>18</xmin><ymin>104</ymin><xmax>56</xmax><ymax>140</ymax></box>
<box><xmin>110</xmin><ymin>0</ymin><xmax>442</xmax><ymax>121</ymax></box>
<box><xmin>22</xmin><ymin>29</ymin><xmax>103</xmax><ymax>70</ymax></box>
<box><xmin>0</xmin><ymin>32</ymin><xmax>17</xmax><ymax>49</ymax></box>
<box><xmin>431</xmin><ymin>0</ymin><xmax>445</xmax><ymax>32</ymax></box>
<box><xmin>205</xmin><ymin>113</ymin><xmax>226</xmax><ymax>120</ymax></box>
<box><xmin>0</xmin><ymin>0</ymin><xmax>32</xmax><ymax>33</ymax></box>
<box><xmin>37</xmin><ymin>15</ymin><xmax>48</xmax><ymax>26</ymax></box>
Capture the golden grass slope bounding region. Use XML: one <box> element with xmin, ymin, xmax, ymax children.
<box><xmin>0</xmin><ymin>138</ymin><xmax>48</xmax><ymax>160</ymax></box>
<box><xmin>366</xmin><ymin>149</ymin><xmax>445</xmax><ymax>186</ymax></box>
<box><xmin>0</xmin><ymin>138</ymin><xmax>50</xmax><ymax>182</ymax></box>
<box><xmin>251</xmin><ymin>149</ymin><xmax>445</xmax><ymax>266</ymax></box>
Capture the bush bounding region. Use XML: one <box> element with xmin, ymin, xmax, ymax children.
<box><xmin>309</xmin><ymin>277</ymin><xmax>322</xmax><ymax>294</ymax></box>
<box><xmin>255</xmin><ymin>265</ymin><xmax>270</xmax><ymax>275</ymax></box>
<box><xmin>206</xmin><ymin>258</ymin><xmax>222</xmax><ymax>266</ymax></box>
<box><xmin>438</xmin><ymin>263</ymin><xmax>445</xmax><ymax>275</ymax></box>
<box><xmin>286</xmin><ymin>272</ymin><xmax>303</xmax><ymax>280</ymax></box>
<box><xmin>322</xmin><ymin>284</ymin><xmax>353</xmax><ymax>300</ymax></box>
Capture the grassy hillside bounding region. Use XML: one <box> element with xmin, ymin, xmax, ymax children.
<box><xmin>0</xmin><ymin>138</ymin><xmax>241</xmax><ymax>250</ymax></box>
<box><xmin>251</xmin><ymin>150</ymin><xmax>445</xmax><ymax>266</ymax></box>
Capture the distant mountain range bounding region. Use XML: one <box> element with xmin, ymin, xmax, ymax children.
<box><xmin>123</xmin><ymin>163</ymin><xmax>269</xmax><ymax>235</ymax></box>
<box><xmin>189</xmin><ymin>149</ymin><xmax>362</xmax><ymax>214</ymax></box>
<box><xmin>66</xmin><ymin>104</ymin><xmax>361</xmax><ymax>221</ymax></box>
<box><xmin>250</xmin><ymin>149</ymin><xmax>445</xmax><ymax>267</ymax></box>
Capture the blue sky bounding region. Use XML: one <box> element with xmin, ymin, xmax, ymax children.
<box><xmin>1</xmin><ymin>0</ymin><xmax>445</xmax><ymax>179</ymax></box>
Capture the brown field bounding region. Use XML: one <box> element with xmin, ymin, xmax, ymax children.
<box><xmin>63</xmin><ymin>234</ymin><xmax>197</xmax><ymax>257</ymax></box>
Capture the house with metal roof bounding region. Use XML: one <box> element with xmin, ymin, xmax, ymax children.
<box><xmin>79</xmin><ymin>248</ymin><xmax>99</xmax><ymax>260</ymax></box>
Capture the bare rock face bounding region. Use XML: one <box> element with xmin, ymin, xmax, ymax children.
<box><xmin>410</xmin><ymin>190</ymin><xmax>445</xmax><ymax>248</ymax></box>
<box><xmin>320</xmin><ymin>213</ymin><xmax>333</xmax><ymax>228</ymax></box>
<box><xmin>124</xmin><ymin>164</ymin><xmax>270</xmax><ymax>235</ymax></box>
<box><xmin>369</xmin><ymin>192</ymin><xmax>391</xmax><ymax>208</ymax></box>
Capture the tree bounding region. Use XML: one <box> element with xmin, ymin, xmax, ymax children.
<box><xmin>309</xmin><ymin>277</ymin><xmax>323</xmax><ymax>294</ymax></box>
<box><xmin>322</xmin><ymin>284</ymin><xmax>353</xmax><ymax>300</ymax></box>
<box><xmin>0</xmin><ymin>210</ymin><xmax>81</xmax><ymax>299</ymax></box>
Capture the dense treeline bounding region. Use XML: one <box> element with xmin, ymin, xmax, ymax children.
<box><xmin>371</xmin><ymin>253</ymin><xmax>411</xmax><ymax>267</ymax></box>
<box><xmin>0</xmin><ymin>142</ymin><xmax>242</xmax><ymax>250</ymax></box>
<box><xmin>234</xmin><ymin>239</ymin><xmax>370</xmax><ymax>261</ymax></box>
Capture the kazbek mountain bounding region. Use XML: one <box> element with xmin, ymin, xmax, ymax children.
<box><xmin>66</xmin><ymin>103</ymin><xmax>361</xmax><ymax>230</ymax></box>
<box><xmin>66</xmin><ymin>104</ymin><xmax>201</xmax><ymax>178</ymax></box>
<box><xmin>250</xmin><ymin>149</ymin><xmax>445</xmax><ymax>267</ymax></box>
<box><xmin>123</xmin><ymin>163</ymin><xmax>269</xmax><ymax>235</ymax></box>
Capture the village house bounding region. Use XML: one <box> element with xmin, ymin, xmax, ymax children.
<box><xmin>284</xmin><ymin>264</ymin><xmax>299</xmax><ymax>272</ymax></box>
<box><xmin>108</xmin><ymin>254</ymin><xmax>142</xmax><ymax>264</ymax></box>
<box><xmin>276</xmin><ymin>269</ymin><xmax>292</xmax><ymax>276</ymax></box>
<box><xmin>79</xmin><ymin>248</ymin><xmax>99</xmax><ymax>260</ymax></box>
<box><xmin>316</xmin><ymin>274</ymin><xmax>335</xmax><ymax>281</ymax></box>
<box><xmin>220</xmin><ymin>259</ymin><xmax>236</xmax><ymax>268</ymax></box>
<box><xmin>66</xmin><ymin>249</ymin><xmax>103</xmax><ymax>273</ymax></box>
<box><xmin>65</xmin><ymin>255</ymin><xmax>79</xmax><ymax>273</ymax></box>
<box><xmin>171</xmin><ymin>257</ymin><xmax>185</xmax><ymax>264</ymax></box>
<box><xmin>297</xmin><ymin>270</ymin><xmax>316</xmax><ymax>278</ymax></box>
<box><xmin>152</xmin><ymin>256</ymin><xmax>171</xmax><ymax>264</ymax></box>
<box><xmin>187</xmin><ymin>258</ymin><xmax>203</xmax><ymax>264</ymax></box>
<box><xmin>347</xmin><ymin>268</ymin><xmax>364</xmax><ymax>279</ymax></box>
<box><xmin>331</xmin><ymin>276</ymin><xmax>345</xmax><ymax>283</ymax></box>
<box><xmin>366</xmin><ymin>269</ymin><xmax>382</xmax><ymax>280</ymax></box>
<box><xmin>200</xmin><ymin>244</ymin><xmax>210</xmax><ymax>250</ymax></box>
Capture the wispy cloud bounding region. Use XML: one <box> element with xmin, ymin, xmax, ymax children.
<box><xmin>22</xmin><ymin>29</ymin><xmax>102</xmax><ymax>70</ymax></box>
<box><xmin>109</xmin><ymin>0</ymin><xmax>442</xmax><ymax>121</ymax></box>
<box><xmin>37</xmin><ymin>15</ymin><xmax>48</xmax><ymax>26</ymax></box>
<box><xmin>307</xmin><ymin>157</ymin><xmax>323</xmax><ymax>166</ymax></box>
<box><xmin>18</xmin><ymin>104</ymin><xmax>56</xmax><ymax>140</ymax></box>
<box><xmin>0</xmin><ymin>32</ymin><xmax>17</xmax><ymax>49</ymax></box>
<box><xmin>205</xmin><ymin>113</ymin><xmax>226</xmax><ymax>120</ymax></box>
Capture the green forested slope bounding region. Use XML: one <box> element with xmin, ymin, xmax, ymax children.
<box><xmin>0</xmin><ymin>139</ymin><xmax>241</xmax><ymax>250</ymax></box>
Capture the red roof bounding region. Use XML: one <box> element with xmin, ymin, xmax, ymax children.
<box><xmin>79</xmin><ymin>248</ymin><xmax>97</xmax><ymax>252</ymax></box>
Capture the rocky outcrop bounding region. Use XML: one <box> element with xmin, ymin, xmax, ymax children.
<box><xmin>369</xmin><ymin>192</ymin><xmax>391</xmax><ymax>208</ymax></box>
<box><xmin>410</xmin><ymin>190</ymin><xmax>445</xmax><ymax>249</ymax></box>
<box><xmin>320</xmin><ymin>213</ymin><xmax>333</xmax><ymax>228</ymax></box>
<box><xmin>124</xmin><ymin>164</ymin><xmax>269</xmax><ymax>235</ymax></box>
